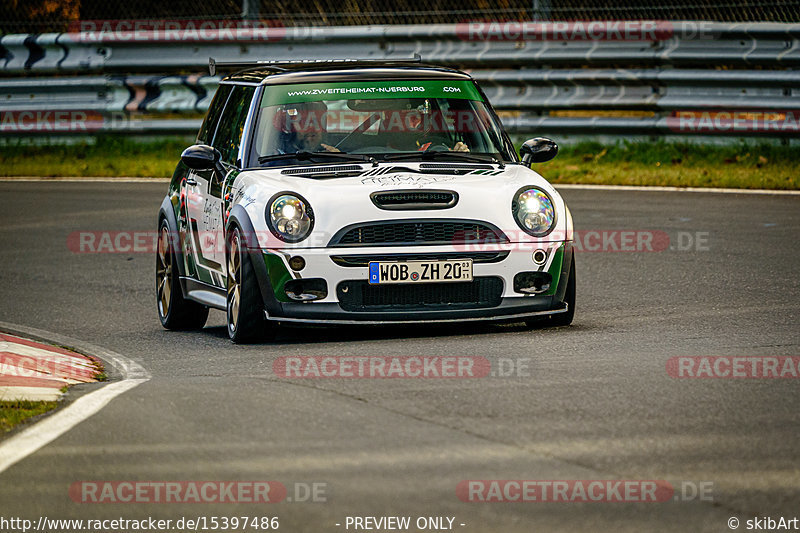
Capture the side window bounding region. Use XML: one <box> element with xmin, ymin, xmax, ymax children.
<box><xmin>197</xmin><ymin>84</ymin><xmax>232</xmax><ymax>145</ymax></box>
<box><xmin>212</xmin><ymin>85</ymin><xmax>256</xmax><ymax>166</ymax></box>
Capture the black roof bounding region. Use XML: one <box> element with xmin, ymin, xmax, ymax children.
<box><xmin>222</xmin><ymin>64</ymin><xmax>472</xmax><ymax>85</ymax></box>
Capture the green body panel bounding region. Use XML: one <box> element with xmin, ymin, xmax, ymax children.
<box><xmin>263</xmin><ymin>253</ymin><xmax>292</xmax><ymax>303</ymax></box>
<box><xmin>545</xmin><ymin>244</ymin><xmax>564</xmax><ymax>296</ymax></box>
<box><xmin>184</xmin><ymin>245</ymin><xmax>198</xmax><ymax>278</ymax></box>
<box><xmin>194</xmin><ymin>264</ymin><xmax>214</xmax><ymax>285</ymax></box>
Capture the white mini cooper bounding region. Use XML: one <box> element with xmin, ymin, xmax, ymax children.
<box><xmin>156</xmin><ymin>59</ymin><xmax>575</xmax><ymax>342</ymax></box>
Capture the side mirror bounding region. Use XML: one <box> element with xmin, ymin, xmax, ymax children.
<box><xmin>520</xmin><ymin>137</ymin><xmax>558</xmax><ymax>166</ymax></box>
<box><xmin>181</xmin><ymin>144</ymin><xmax>226</xmax><ymax>181</ymax></box>
<box><xmin>181</xmin><ymin>144</ymin><xmax>219</xmax><ymax>170</ymax></box>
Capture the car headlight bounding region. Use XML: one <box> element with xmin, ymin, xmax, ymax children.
<box><xmin>267</xmin><ymin>193</ymin><xmax>314</xmax><ymax>243</ymax></box>
<box><xmin>512</xmin><ymin>186</ymin><xmax>556</xmax><ymax>237</ymax></box>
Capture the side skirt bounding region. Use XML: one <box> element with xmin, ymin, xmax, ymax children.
<box><xmin>181</xmin><ymin>277</ymin><xmax>227</xmax><ymax>310</ymax></box>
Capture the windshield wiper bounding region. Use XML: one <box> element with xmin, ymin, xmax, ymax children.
<box><xmin>258</xmin><ymin>151</ymin><xmax>377</xmax><ymax>166</ymax></box>
<box><xmin>382</xmin><ymin>151</ymin><xmax>505</xmax><ymax>168</ymax></box>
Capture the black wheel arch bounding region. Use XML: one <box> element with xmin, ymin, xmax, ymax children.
<box><xmin>225</xmin><ymin>205</ymin><xmax>283</xmax><ymax>317</ymax></box>
<box><xmin>554</xmin><ymin>242</ymin><xmax>575</xmax><ymax>304</ymax></box>
<box><xmin>157</xmin><ymin>195</ymin><xmax>187</xmax><ymax>278</ymax></box>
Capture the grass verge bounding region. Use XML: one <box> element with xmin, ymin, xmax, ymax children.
<box><xmin>0</xmin><ymin>400</ymin><xmax>59</xmax><ymax>433</ymax></box>
<box><xmin>536</xmin><ymin>140</ymin><xmax>799</xmax><ymax>190</ymax></box>
<box><xmin>1</xmin><ymin>137</ymin><xmax>798</xmax><ymax>189</ymax></box>
<box><xmin>1</xmin><ymin>137</ymin><xmax>190</xmax><ymax>178</ymax></box>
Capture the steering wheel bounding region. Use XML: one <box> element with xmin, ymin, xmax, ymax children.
<box><xmin>423</xmin><ymin>143</ymin><xmax>452</xmax><ymax>152</ymax></box>
<box><xmin>335</xmin><ymin>113</ymin><xmax>380</xmax><ymax>151</ymax></box>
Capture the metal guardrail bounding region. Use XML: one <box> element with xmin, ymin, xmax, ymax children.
<box><xmin>4</xmin><ymin>69</ymin><xmax>798</xmax><ymax>114</ymax></box>
<box><xmin>0</xmin><ymin>76</ymin><xmax>218</xmax><ymax>113</ymax></box>
<box><xmin>475</xmin><ymin>69</ymin><xmax>800</xmax><ymax>112</ymax></box>
<box><xmin>4</xmin><ymin>23</ymin><xmax>800</xmax><ymax>73</ymax></box>
<box><xmin>2</xmin><ymin>22</ymin><xmax>799</xmax><ymax>138</ymax></box>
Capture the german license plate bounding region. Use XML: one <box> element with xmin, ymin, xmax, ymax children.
<box><xmin>368</xmin><ymin>259</ymin><xmax>473</xmax><ymax>284</ymax></box>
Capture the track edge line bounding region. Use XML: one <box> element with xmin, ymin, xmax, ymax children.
<box><xmin>0</xmin><ymin>321</ymin><xmax>150</xmax><ymax>474</ymax></box>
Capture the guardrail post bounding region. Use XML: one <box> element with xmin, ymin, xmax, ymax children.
<box><xmin>532</xmin><ymin>0</ymin><xmax>552</xmax><ymax>21</ymax></box>
<box><xmin>242</xmin><ymin>0</ymin><xmax>260</xmax><ymax>20</ymax></box>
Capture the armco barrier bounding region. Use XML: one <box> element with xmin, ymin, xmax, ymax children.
<box><xmin>1</xmin><ymin>22</ymin><xmax>800</xmax><ymax>137</ymax></box>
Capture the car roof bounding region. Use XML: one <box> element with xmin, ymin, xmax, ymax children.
<box><xmin>222</xmin><ymin>65</ymin><xmax>473</xmax><ymax>85</ymax></box>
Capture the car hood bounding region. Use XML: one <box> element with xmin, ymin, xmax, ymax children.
<box><xmin>232</xmin><ymin>162</ymin><xmax>569</xmax><ymax>249</ymax></box>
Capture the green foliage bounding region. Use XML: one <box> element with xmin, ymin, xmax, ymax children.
<box><xmin>0</xmin><ymin>136</ymin><xmax>192</xmax><ymax>178</ymax></box>
<box><xmin>0</xmin><ymin>400</ymin><xmax>59</xmax><ymax>432</ymax></box>
<box><xmin>1</xmin><ymin>137</ymin><xmax>797</xmax><ymax>189</ymax></box>
<box><xmin>532</xmin><ymin>140</ymin><xmax>799</xmax><ymax>190</ymax></box>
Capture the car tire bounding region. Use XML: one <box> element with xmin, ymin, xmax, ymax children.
<box><xmin>526</xmin><ymin>255</ymin><xmax>575</xmax><ymax>329</ymax></box>
<box><xmin>156</xmin><ymin>219</ymin><xmax>209</xmax><ymax>330</ymax></box>
<box><xmin>226</xmin><ymin>226</ymin><xmax>267</xmax><ymax>344</ymax></box>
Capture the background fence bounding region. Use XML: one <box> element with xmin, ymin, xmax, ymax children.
<box><xmin>4</xmin><ymin>0</ymin><xmax>800</xmax><ymax>33</ymax></box>
<box><xmin>2</xmin><ymin>2</ymin><xmax>800</xmax><ymax>141</ymax></box>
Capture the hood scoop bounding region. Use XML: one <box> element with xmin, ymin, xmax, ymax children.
<box><xmin>281</xmin><ymin>165</ymin><xmax>365</xmax><ymax>178</ymax></box>
<box><xmin>371</xmin><ymin>189</ymin><xmax>459</xmax><ymax>210</ymax></box>
<box><xmin>419</xmin><ymin>163</ymin><xmax>495</xmax><ymax>175</ymax></box>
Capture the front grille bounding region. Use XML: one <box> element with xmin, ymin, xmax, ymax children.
<box><xmin>329</xmin><ymin>220</ymin><xmax>508</xmax><ymax>247</ymax></box>
<box><xmin>371</xmin><ymin>190</ymin><xmax>458</xmax><ymax>210</ymax></box>
<box><xmin>337</xmin><ymin>277</ymin><xmax>503</xmax><ymax>312</ymax></box>
<box><xmin>330</xmin><ymin>251</ymin><xmax>509</xmax><ymax>267</ymax></box>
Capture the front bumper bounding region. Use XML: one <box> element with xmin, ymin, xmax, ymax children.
<box><xmin>266</xmin><ymin>301</ymin><xmax>569</xmax><ymax>325</ymax></box>
<box><xmin>249</xmin><ymin>242</ymin><xmax>574</xmax><ymax>324</ymax></box>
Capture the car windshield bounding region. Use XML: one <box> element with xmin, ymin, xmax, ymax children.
<box><xmin>248</xmin><ymin>79</ymin><xmax>515</xmax><ymax>167</ymax></box>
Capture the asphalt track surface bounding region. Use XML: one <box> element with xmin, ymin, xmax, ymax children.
<box><xmin>0</xmin><ymin>181</ymin><xmax>798</xmax><ymax>532</ymax></box>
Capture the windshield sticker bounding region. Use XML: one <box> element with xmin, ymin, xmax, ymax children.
<box><xmin>264</xmin><ymin>80</ymin><xmax>484</xmax><ymax>106</ymax></box>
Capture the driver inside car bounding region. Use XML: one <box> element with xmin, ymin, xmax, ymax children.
<box><xmin>276</xmin><ymin>101</ymin><xmax>340</xmax><ymax>153</ymax></box>
<box><xmin>384</xmin><ymin>99</ymin><xmax>469</xmax><ymax>152</ymax></box>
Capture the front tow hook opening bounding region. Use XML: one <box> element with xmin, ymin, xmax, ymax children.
<box><xmin>513</xmin><ymin>271</ymin><xmax>552</xmax><ymax>295</ymax></box>
<box><xmin>284</xmin><ymin>278</ymin><xmax>328</xmax><ymax>301</ymax></box>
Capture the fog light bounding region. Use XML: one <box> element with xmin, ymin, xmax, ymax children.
<box><xmin>532</xmin><ymin>249</ymin><xmax>547</xmax><ymax>265</ymax></box>
<box><xmin>289</xmin><ymin>256</ymin><xmax>306</xmax><ymax>271</ymax></box>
